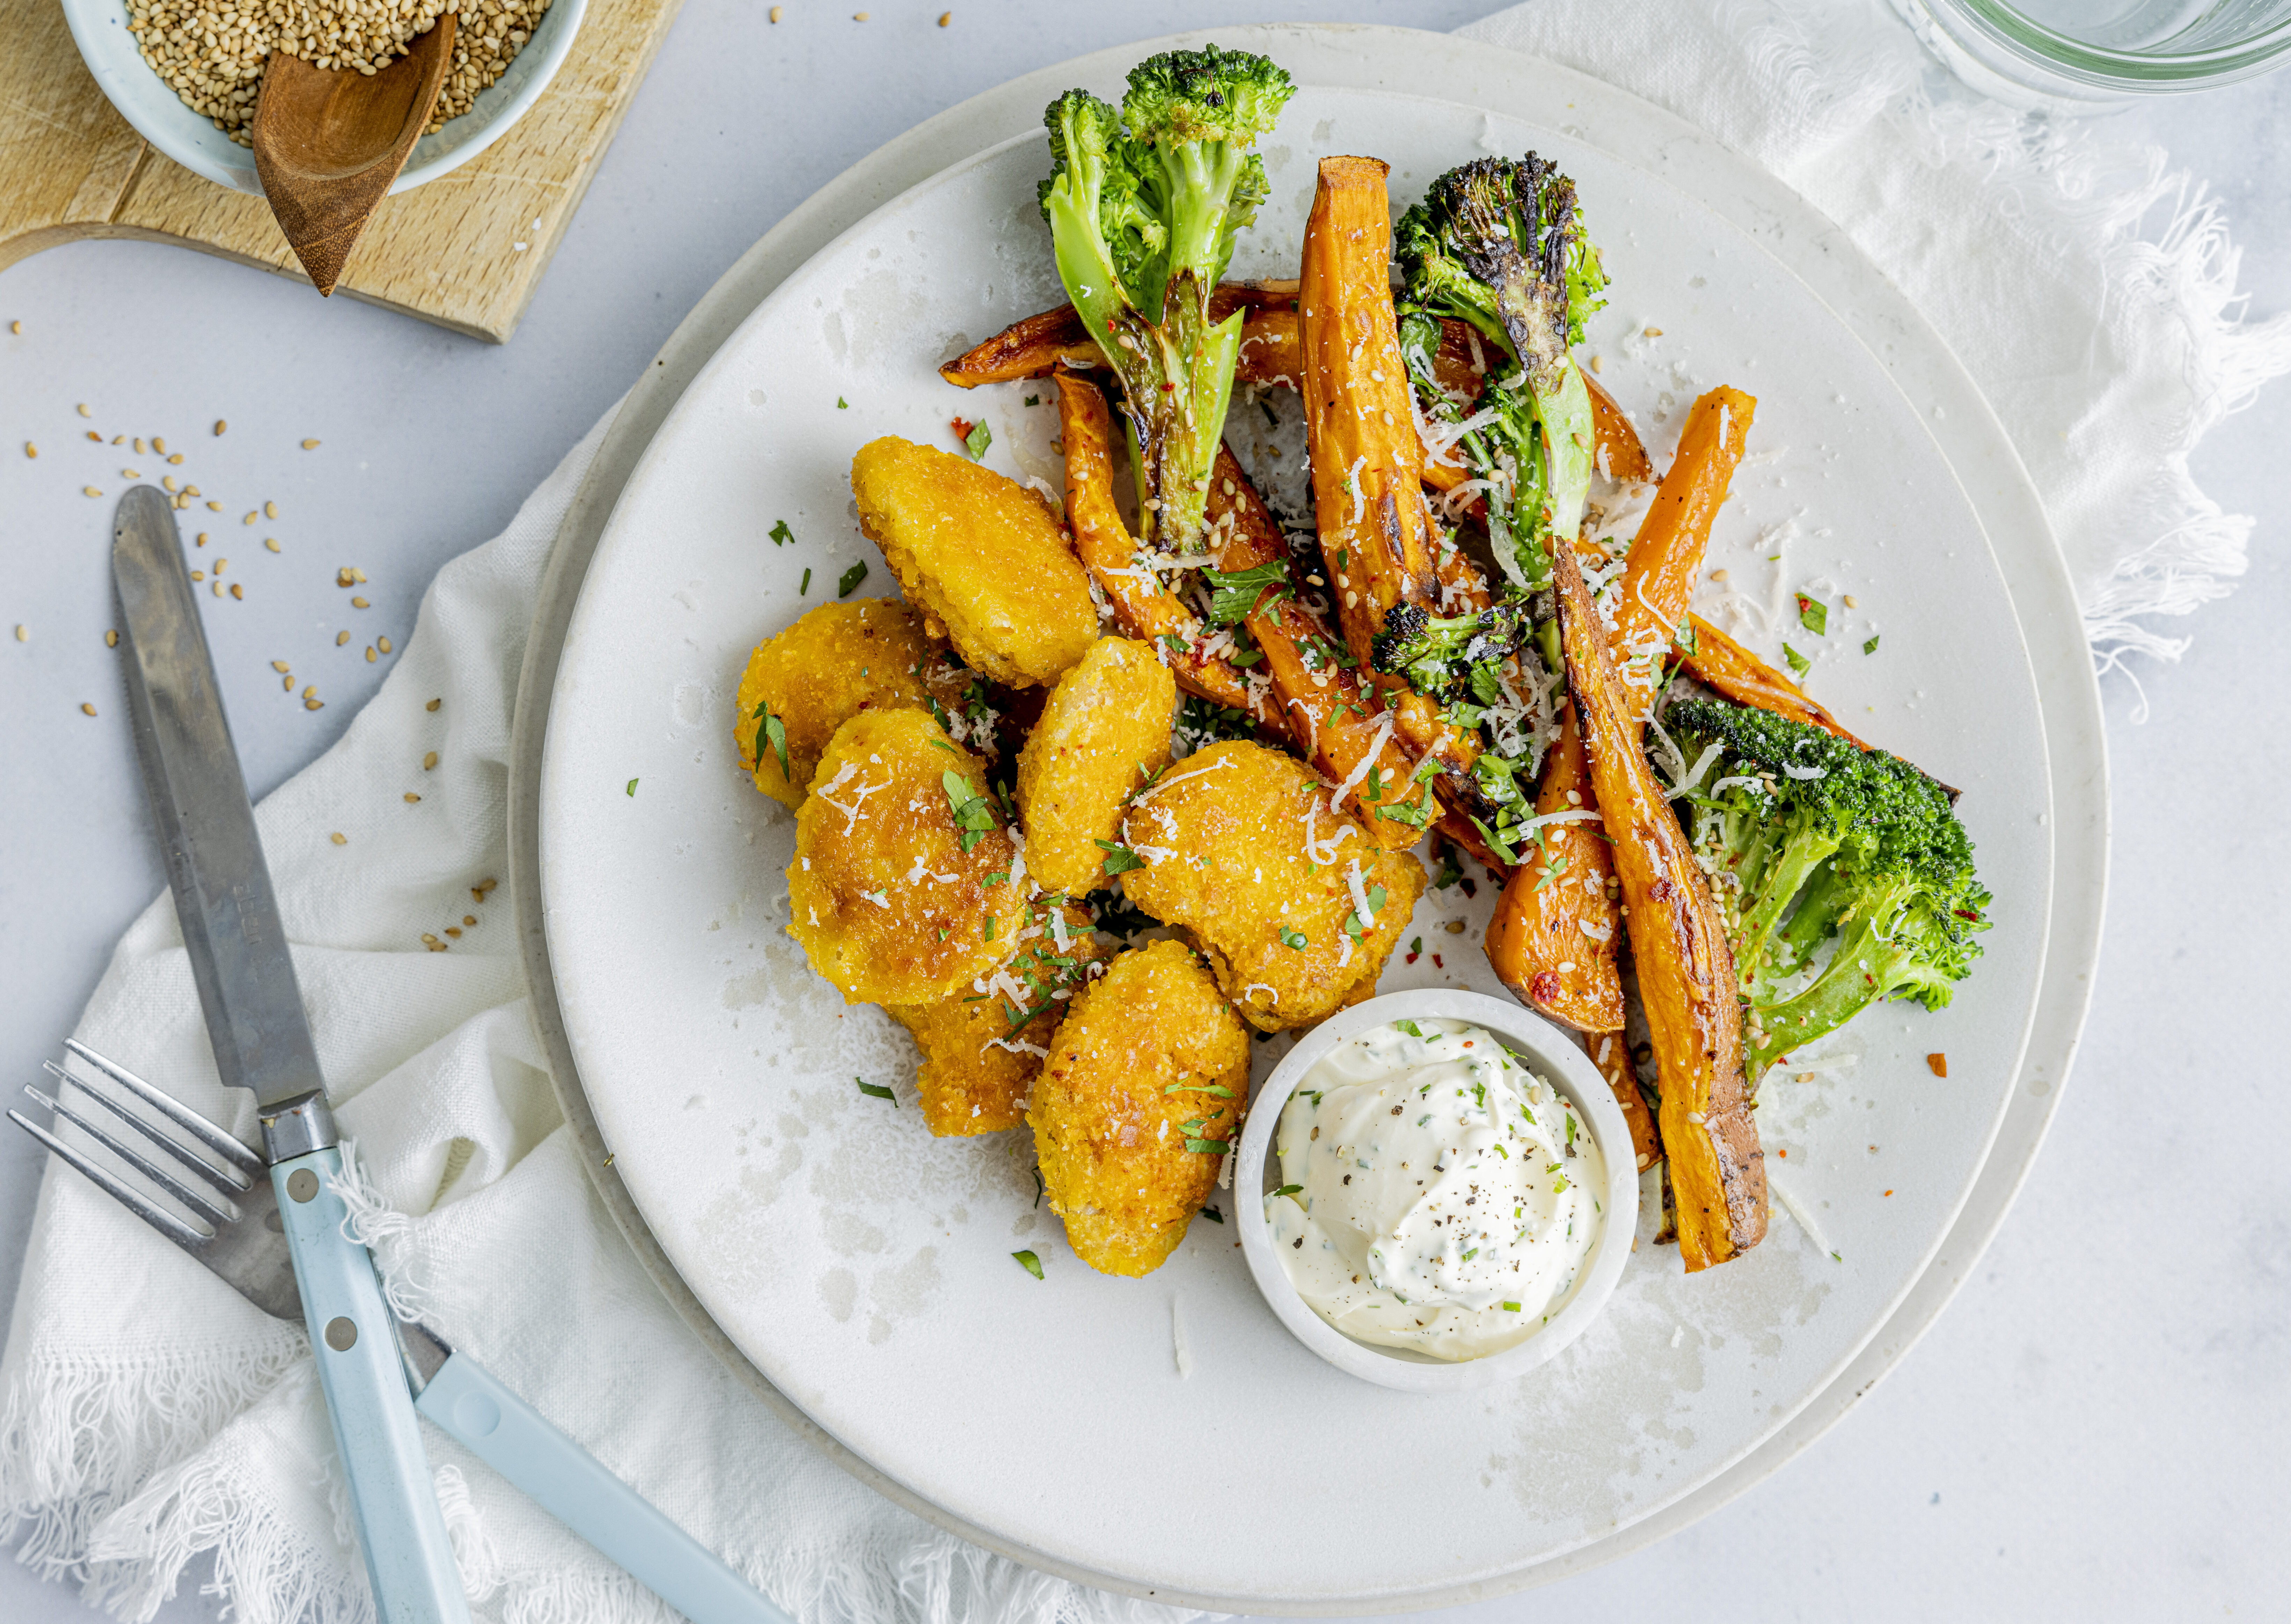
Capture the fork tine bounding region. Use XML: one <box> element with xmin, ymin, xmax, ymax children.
<box><xmin>43</xmin><ymin>1060</ymin><xmax>251</xmax><ymax>1197</ymax></box>
<box><xmin>25</xmin><ymin>1085</ymin><xmax>238</xmax><ymax>1228</ymax></box>
<box><xmin>63</xmin><ymin>1039</ymin><xmax>263</xmax><ymax>1177</ymax></box>
<box><xmin>8</xmin><ymin>1109</ymin><xmax>210</xmax><ymax>1250</ymax></box>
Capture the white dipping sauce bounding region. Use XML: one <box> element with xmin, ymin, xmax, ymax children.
<box><xmin>1265</xmin><ymin>1019</ymin><xmax>1605</xmax><ymax>1361</ymax></box>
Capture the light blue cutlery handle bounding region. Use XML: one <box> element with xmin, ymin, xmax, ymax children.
<box><xmin>415</xmin><ymin>1352</ymin><xmax>790</xmax><ymax>1624</ymax></box>
<box><xmin>274</xmin><ymin>1148</ymin><xmax>469</xmax><ymax>1624</ymax></box>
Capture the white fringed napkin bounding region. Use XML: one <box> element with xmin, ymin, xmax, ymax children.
<box><xmin>4</xmin><ymin>5</ymin><xmax>2282</xmax><ymax>1623</ymax></box>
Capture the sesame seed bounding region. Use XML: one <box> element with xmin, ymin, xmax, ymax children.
<box><xmin>264</xmin><ymin>538</ymin><xmax>280</xmax><ymax>552</ymax></box>
<box><xmin>154</xmin><ymin>438</ymin><xmax>167</xmax><ymax>454</ymax></box>
<box><xmin>105</xmin><ymin>630</ymin><xmax>118</xmax><ymax>647</ymax></box>
<box><xmin>8</xmin><ymin>321</ymin><xmax>17</xmax><ymax>334</ymax></box>
<box><xmin>1843</xmin><ymin>594</ymin><xmax>1860</xmax><ymax>608</ymax></box>
<box><xmin>1589</xmin><ymin>354</ymin><xmax>1603</xmax><ymax>373</ymax></box>
<box><xmin>80</xmin><ymin>703</ymin><xmax>97</xmax><ymax>715</ymax></box>
<box><xmin>214</xmin><ymin>420</ymin><xmax>227</xmax><ymax>435</ymax></box>
<box><xmin>168</xmin><ymin>453</ymin><xmax>183</xmax><ymax>464</ymax></box>
<box><xmin>22</xmin><ymin>442</ymin><xmax>35</xmax><ymax>459</ymax></box>
<box><xmin>331</xmin><ymin>832</ymin><xmax>348</xmax><ymax>845</ymax></box>
<box><xmin>301</xmin><ymin>439</ymin><xmax>320</xmax><ymax>450</ymax></box>
<box><xmin>404</xmin><ymin>792</ymin><xmax>421</xmax><ymax>804</ymax></box>
<box><xmin>196</xmin><ymin>533</ymin><xmax>208</xmax><ymax>545</ymax></box>
<box><xmin>336</xmin><ymin>630</ymin><xmax>350</xmax><ymax>646</ymax></box>
<box><xmin>230</xmin><ymin>583</ymin><xmax>244</xmax><ymax>600</ymax></box>
<box><xmin>206</xmin><ymin>501</ymin><xmax>221</xmax><ymax>510</ymax></box>
<box><xmin>423</xmin><ymin>751</ymin><xmax>438</xmax><ymax>770</ymax></box>
<box><xmin>305</xmin><ymin>698</ymin><xmax>324</xmax><ymax>710</ymax></box>
<box><xmin>302</xmin><ymin>685</ymin><xmax>315</xmax><ymax>699</ymax></box>
<box><xmin>427</xmin><ymin>698</ymin><xmax>442</xmax><ymax>712</ymax></box>
<box><xmin>213</xmin><ymin>558</ymin><xmax>226</xmax><ymax>574</ymax></box>
<box><xmin>1644</xmin><ymin>326</ymin><xmax>1664</xmax><ymax>337</ymax></box>
<box><xmin>76</xmin><ymin>404</ymin><xmax>91</xmax><ymax>418</ymax></box>
<box><xmin>83</xmin><ymin>487</ymin><xmax>102</xmax><ymax>497</ymax></box>
<box><xmin>376</xmin><ymin>635</ymin><xmax>391</xmax><ymax>653</ymax></box>
<box><xmin>244</xmin><ymin>512</ymin><xmax>257</xmax><ymax>524</ymax></box>
<box><xmin>271</xmin><ymin>660</ymin><xmax>290</xmax><ymax>672</ymax></box>
<box><xmin>86</xmin><ymin>432</ymin><xmax>99</xmax><ymax>442</ymax></box>
<box><xmin>133</xmin><ymin>438</ymin><xmax>145</xmax><ymax>454</ymax></box>
<box><xmin>283</xmin><ymin>676</ymin><xmax>293</xmax><ymax>691</ymax></box>
<box><xmin>12</xmin><ymin>625</ymin><xmax>25</xmax><ymax>642</ymax></box>
<box><xmin>365</xmin><ymin>646</ymin><xmax>376</xmax><ymax>662</ymax></box>
<box><xmin>264</xmin><ymin>501</ymin><xmax>277</xmax><ymax>519</ymax></box>
<box><xmin>351</xmin><ymin>597</ymin><xmax>369</xmax><ymax>609</ymax></box>
<box><xmin>191</xmin><ymin>571</ymin><xmax>205</xmax><ymax>582</ymax></box>
<box><xmin>462</xmin><ymin>914</ymin><xmax>476</xmax><ymax>926</ymax></box>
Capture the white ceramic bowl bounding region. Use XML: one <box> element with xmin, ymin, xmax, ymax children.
<box><xmin>1235</xmin><ymin>989</ymin><xmax>1640</xmax><ymax>1394</ymax></box>
<box><xmin>60</xmin><ymin>0</ymin><xmax>587</xmax><ymax>198</ymax></box>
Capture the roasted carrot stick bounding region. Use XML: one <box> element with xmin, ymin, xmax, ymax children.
<box><xmin>1205</xmin><ymin>448</ymin><xmax>1431</xmax><ymax>847</ymax></box>
<box><xmin>1488</xmin><ymin>388</ymin><xmax>1756</xmax><ymax>1033</ymax></box>
<box><xmin>1675</xmin><ymin>614</ymin><xmax>1870</xmax><ymax>748</ymax></box>
<box><xmin>1554</xmin><ymin>543</ymin><xmax>1764</xmax><ymax>1271</ymax></box>
<box><xmin>1055</xmin><ymin>375</ymin><xmax>1273</xmax><ymax>725</ymax></box>
<box><xmin>1586</xmin><ymin>373</ymin><xmax>1655</xmax><ymax>485</ymax></box>
<box><xmin>944</xmin><ymin>287</ymin><xmax>1294</xmax><ymax>389</ymax></box>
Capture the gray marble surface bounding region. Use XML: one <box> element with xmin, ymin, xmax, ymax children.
<box><xmin>2</xmin><ymin>3</ymin><xmax>2285</xmax><ymax>1619</ymax></box>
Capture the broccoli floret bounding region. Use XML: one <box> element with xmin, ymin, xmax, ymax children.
<box><xmin>1667</xmin><ymin>698</ymin><xmax>1991</xmax><ymax>1081</ymax></box>
<box><xmin>1368</xmin><ymin>598</ymin><xmax>1535</xmax><ymax>703</ymax></box>
<box><xmin>1037</xmin><ymin>49</ymin><xmax>1293</xmax><ymax>560</ymax></box>
<box><xmin>1396</xmin><ymin>154</ymin><xmax>1609</xmax><ymax>588</ymax></box>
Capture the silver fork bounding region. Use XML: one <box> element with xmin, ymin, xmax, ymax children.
<box><xmin>13</xmin><ymin>1039</ymin><xmax>791</xmax><ymax>1624</ymax></box>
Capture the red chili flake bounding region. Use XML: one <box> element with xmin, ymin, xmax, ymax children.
<box><xmin>1529</xmin><ymin>971</ymin><xmax>1560</xmax><ymax>1002</ymax></box>
<box><xmin>1404</xmin><ymin>951</ymin><xmax>1420</xmax><ymax>965</ymax></box>
<box><xmin>1926</xmin><ymin>1053</ymin><xmax>1948</xmax><ymax>1078</ymax></box>
<box><xmin>1432</xmin><ymin>954</ymin><xmax>1444</xmax><ymax>969</ymax></box>
<box><xmin>950</xmin><ymin>417</ymin><xmax>973</xmax><ymax>443</ymax></box>
<box><xmin>1883</xmin><ymin>1189</ymin><xmax>1894</xmax><ymax>1197</ymax></box>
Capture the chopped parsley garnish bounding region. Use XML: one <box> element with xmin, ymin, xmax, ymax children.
<box><xmin>1863</xmin><ymin>633</ymin><xmax>1881</xmax><ymax>655</ymax></box>
<box><xmin>1501</xmin><ymin>1300</ymin><xmax>1522</xmax><ymax>1313</ymax></box>
<box><xmin>1164</xmin><ymin>1082</ymin><xmax>1234</xmax><ymax>1097</ymax></box>
<box><xmin>943</xmin><ymin>771</ymin><xmax>998</xmax><ymax>852</ymax></box>
<box><xmin>1782</xmin><ymin>642</ymin><xmax>1811</xmax><ymax>678</ymax></box>
<box><xmin>1203</xmin><ymin>560</ymin><xmax>1289</xmax><ymax>625</ymax></box>
<box><xmin>1011</xmin><ymin>1249</ymin><xmax>1044</xmax><ymax>1279</ymax></box>
<box><xmin>963</xmin><ymin>420</ymin><xmax>992</xmax><ymax>461</ymax></box>
<box><xmin>1394</xmin><ymin>1018</ymin><xmax>1424</xmax><ymax>1038</ymax></box>
<box><xmin>1272</xmin><ymin>1183</ymin><xmax>1304</xmax><ymax>1202</ymax></box>
<box><xmin>837</xmin><ymin>561</ymin><xmax>869</xmax><ymax>598</ymax></box>
<box><xmin>1095</xmin><ymin>839</ymin><xmax>1145</xmax><ymax>876</ymax></box>
<box><xmin>1795</xmin><ymin>592</ymin><xmax>1828</xmax><ymax>635</ymax></box>
<box><xmin>769</xmin><ymin>519</ymin><xmax>795</xmax><ymax>548</ymax></box>
<box><xmin>1032</xmin><ymin>1168</ymin><xmax>1045</xmax><ymax>1209</ymax></box>
<box><xmin>855</xmin><ymin>1078</ymin><xmax>896</xmax><ymax>1104</ymax></box>
<box><xmin>1184</xmin><ymin>1137</ymin><xmax>1230</xmax><ymax>1154</ymax></box>
<box><xmin>1197</xmin><ymin>1205</ymin><xmax>1223</xmax><ymax>1224</ymax></box>
<box><xmin>624</xmin><ymin>778</ymin><xmax>638</xmax><ymax>796</ymax></box>
<box><xmin>1431</xmin><ymin>843</ymin><xmax>1464</xmax><ymax>890</ymax></box>
<box><xmin>1462</xmin><ymin>1247</ymin><xmax>1478</xmax><ymax>1262</ymax></box>
<box><xmin>1279</xmin><ymin>927</ymin><xmax>1308</xmax><ymax>950</ymax></box>
<box><xmin>836</xmin><ymin>397</ymin><xmax>849</xmax><ymax>409</ymax></box>
<box><xmin>799</xmin><ymin>567</ymin><xmax>812</xmax><ymax>595</ymax></box>
<box><xmin>1024</xmin><ymin>394</ymin><xmax>1040</xmax><ymax>406</ymax></box>
<box><xmin>754</xmin><ymin>705</ymin><xmax>790</xmax><ymax>780</ymax></box>
<box><xmin>1552</xmin><ymin>1175</ymin><xmax>1570</xmax><ymax>1193</ymax></box>
<box><xmin>1375</xmin><ymin>797</ymin><xmax>1431</xmax><ymax>828</ymax></box>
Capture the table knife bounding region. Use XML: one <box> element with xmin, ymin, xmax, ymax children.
<box><xmin>113</xmin><ymin>485</ymin><xmax>469</xmax><ymax>1624</ymax></box>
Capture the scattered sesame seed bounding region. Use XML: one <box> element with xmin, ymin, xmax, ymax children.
<box><xmin>444</xmin><ymin>926</ymin><xmax>462</xmax><ymax>938</ymax></box>
<box><xmin>213</xmin><ymin>558</ymin><xmax>226</xmax><ymax>575</ymax></box>
<box><xmin>230</xmin><ymin>583</ymin><xmax>244</xmax><ymax>600</ymax></box>
<box><xmin>422</xmin><ymin>933</ymin><xmax>442</xmax><ymax>948</ymax></box>
<box><xmin>302</xmin><ymin>685</ymin><xmax>316</xmax><ymax>699</ymax></box>
<box><xmin>272</xmin><ymin>660</ymin><xmax>290</xmax><ymax>672</ymax></box>
<box><xmin>206</xmin><ymin>501</ymin><xmax>222</xmax><ymax>511</ymax></box>
<box><xmin>83</xmin><ymin>486</ymin><xmax>102</xmax><ymax>497</ymax></box>
<box><xmin>1589</xmin><ymin>354</ymin><xmax>1603</xmax><ymax>373</ymax></box>
<box><xmin>192</xmin><ymin>571</ymin><xmax>205</xmax><ymax>581</ymax></box>
<box><xmin>462</xmin><ymin>914</ymin><xmax>476</xmax><ymax>926</ymax></box>
<box><xmin>81</xmin><ymin>703</ymin><xmax>97</xmax><ymax>715</ymax></box>
<box><xmin>8</xmin><ymin>321</ymin><xmax>18</xmax><ymax>335</ymax></box>
<box><xmin>163</xmin><ymin>477</ymin><xmax>178</xmax><ymax>492</ymax></box>
<box><xmin>196</xmin><ymin>533</ymin><xmax>208</xmax><ymax>545</ymax></box>
<box><xmin>133</xmin><ymin>438</ymin><xmax>145</xmax><ymax>454</ymax></box>
<box><xmin>336</xmin><ymin>630</ymin><xmax>351</xmax><ymax>646</ymax></box>
<box><xmin>111</xmin><ymin>435</ymin><xmax>123</xmax><ymax>445</ymax></box>
<box><xmin>264</xmin><ymin>501</ymin><xmax>277</xmax><ymax>519</ymax></box>
<box><xmin>376</xmin><ymin>635</ymin><xmax>392</xmax><ymax>653</ymax></box>
<box><xmin>331</xmin><ymin>832</ymin><xmax>348</xmax><ymax>845</ymax></box>
<box><xmin>76</xmin><ymin>404</ymin><xmax>91</xmax><ymax>418</ymax></box>
<box><xmin>365</xmin><ymin>646</ymin><xmax>376</xmax><ymax>662</ymax></box>
<box><xmin>154</xmin><ymin>437</ymin><xmax>167</xmax><ymax>454</ymax></box>
<box><xmin>404</xmin><ymin>792</ymin><xmax>420</xmax><ymax>803</ymax></box>
<box><xmin>214</xmin><ymin>420</ymin><xmax>227</xmax><ymax>435</ymax></box>
<box><xmin>122</xmin><ymin>467</ymin><xmax>141</xmax><ymax>479</ymax></box>
<box><xmin>105</xmin><ymin>630</ymin><xmax>118</xmax><ymax>647</ymax></box>
<box><xmin>305</xmin><ymin>698</ymin><xmax>324</xmax><ymax>710</ymax></box>
<box><xmin>1644</xmin><ymin>325</ymin><xmax>1664</xmax><ymax>337</ymax></box>
<box><xmin>351</xmin><ymin>597</ymin><xmax>370</xmax><ymax>609</ymax></box>
<box><xmin>264</xmin><ymin>538</ymin><xmax>280</xmax><ymax>552</ymax></box>
<box><xmin>301</xmin><ymin>439</ymin><xmax>320</xmax><ymax>450</ymax></box>
<box><xmin>1843</xmin><ymin>594</ymin><xmax>1859</xmax><ymax>608</ymax></box>
<box><xmin>423</xmin><ymin>751</ymin><xmax>438</xmax><ymax>770</ymax></box>
<box><xmin>168</xmin><ymin>453</ymin><xmax>184</xmax><ymax>464</ymax></box>
<box><xmin>427</xmin><ymin>698</ymin><xmax>442</xmax><ymax>712</ymax></box>
<box><xmin>23</xmin><ymin>442</ymin><xmax>35</xmax><ymax>458</ymax></box>
<box><xmin>282</xmin><ymin>676</ymin><xmax>293</xmax><ymax>691</ymax></box>
<box><xmin>472</xmin><ymin>878</ymin><xmax>498</xmax><ymax>901</ymax></box>
<box><xmin>85</xmin><ymin>432</ymin><xmax>99</xmax><ymax>442</ymax></box>
<box><xmin>244</xmin><ymin>512</ymin><xmax>257</xmax><ymax>524</ymax></box>
<box><xmin>12</xmin><ymin>625</ymin><xmax>25</xmax><ymax>641</ymax></box>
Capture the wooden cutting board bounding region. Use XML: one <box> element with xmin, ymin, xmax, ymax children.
<box><xmin>0</xmin><ymin>0</ymin><xmax>682</xmax><ymax>342</ymax></box>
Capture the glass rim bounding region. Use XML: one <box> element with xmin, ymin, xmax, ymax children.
<box><xmin>1932</xmin><ymin>0</ymin><xmax>2291</xmax><ymax>86</ymax></box>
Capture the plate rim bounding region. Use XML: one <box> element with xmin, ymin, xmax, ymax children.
<box><xmin>509</xmin><ymin>22</ymin><xmax>2109</xmax><ymax>1611</ymax></box>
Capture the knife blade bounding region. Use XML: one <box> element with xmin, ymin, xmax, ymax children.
<box><xmin>110</xmin><ymin>486</ymin><xmax>470</xmax><ymax>1624</ymax></box>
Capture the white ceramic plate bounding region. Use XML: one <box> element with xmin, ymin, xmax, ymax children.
<box><xmin>532</xmin><ymin>30</ymin><xmax>2090</xmax><ymax>1611</ymax></box>
<box><xmin>60</xmin><ymin>0</ymin><xmax>586</xmax><ymax>197</ymax></box>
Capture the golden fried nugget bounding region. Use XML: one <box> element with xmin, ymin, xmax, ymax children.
<box><xmin>1117</xmin><ymin>741</ymin><xmax>1426</xmax><ymax>1031</ymax></box>
<box><xmin>886</xmin><ymin>901</ymin><xmax>1110</xmax><ymax>1137</ymax></box>
<box><xmin>850</xmin><ymin>436</ymin><xmax>1098</xmax><ymax>687</ymax></box>
<box><xmin>1016</xmin><ymin>637</ymin><xmax>1177</xmax><ymax>896</ymax></box>
<box><xmin>1031</xmin><ymin>939</ymin><xmax>1249</xmax><ymax>1277</ymax></box>
<box><xmin>787</xmin><ymin>709</ymin><xmax>1022</xmax><ymax>1005</ymax></box>
<box><xmin>734</xmin><ymin>599</ymin><xmax>985</xmax><ymax>808</ymax></box>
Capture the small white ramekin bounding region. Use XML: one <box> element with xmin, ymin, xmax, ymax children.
<box><xmin>59</xmin><ymin>0</ymin><xmax>587</xmax><ymax>199</ymax></box>
<box><xmin>1235</xmin><ymin>989</ymin><xmax>1640</xmax><ymax>1394</ymax></box>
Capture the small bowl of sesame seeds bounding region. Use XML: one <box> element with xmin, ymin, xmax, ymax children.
<box><xmin>62</xmin><ymin>0</ymin><xmax>586</xmax><ymax>199</ymax></box>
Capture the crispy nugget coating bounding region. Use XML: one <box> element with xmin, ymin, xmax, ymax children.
<box><xmin>787</xmin><ymin>709</ymin><xmax>1021</xmax><ymax>1006</ymax></box>
<box><xmin>850</xmin><ymin>436</ymin><xmax>1098</xmax><ymax>687</ymax></box>
<box><xmin>1016</xmin><ymin>638</ymin><xmax>1177</xmax><ymax>896</ymax></box>
<box><xmin>886</xmin><ymin>903</ymin><xmax>1111</xmax><ymax>1137</ymax></box>
<box><xmin>733</xmin><ymin>599</ymin><xmax>981</xmax><ymax>808</ymax></box>
<box><xmin>1031</xmin><ymin>940</ymin><xmax>1248</xmax><ymax>1277</ymax></box>
<box><xmin>1117</xmin><ymin>741</ymin><xmax>1426</xmax><ymax>1031</ymax></box>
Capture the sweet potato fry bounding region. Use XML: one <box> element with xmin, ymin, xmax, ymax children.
<box><xmin>944</xmin><ymin>286</ymin><xmax>1293</xmax><ymax>390</ymax></box>
<box><xmin>1206</xmin><ymin>448</ymin><xmax>1433</xmax><ymax>847</ymax></box>
<box><xmin>1554</xmin><ymin>544</ymin><xmax>1764</xmax><ymax>1271</ymax></box>
<box><xmin>1488</xmin><ymin>388</ymin><xmax>1756</xmax><ymax>1032</ymax></box>
<box><xmin>1054</xmin><ymin>375</ymin><xmax>1274</xmax><ymax>726</ymax></box>
<box><xmin>1586</xmin><ymin>373</ymin><xmax>1655</xmax><ymax>486</ymax></box>
<box><xmin>1301</xmin><ymin>156</ymin><xmax>1441</xmax><ymax>663</ymax></box>
<box><xmin>1676</xmin><ymin>613</ymin><xmax>1870</xmax><ymax>748</ymax></box>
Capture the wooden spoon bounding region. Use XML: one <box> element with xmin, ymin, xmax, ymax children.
<box><xmin>251</xmin><ymin>13</ymin><xmax>457</xmax><ymax>296</ymax></box>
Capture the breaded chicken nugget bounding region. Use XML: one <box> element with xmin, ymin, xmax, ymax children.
<box><xmin>1116</xmin><ymin>741</ymin><xmax>1426</xmax><ymax>1031</ymax></box>
<box><xmin>1016</xmin><ymin>637</ymin><xmax>1176</xmax><ymax>896</ymax></box>
<box><xmin>734</xmin><ymin>599</ymin><xmax>991</xmax><ymax>808</ymax></box>
<box><xmin>787</xmin><ymin>709</ymin><xmax>1022</xmax><ymax>1005</ymax></box>
<box><xmin>1031</xmin><ymin>939</ymin><xmax>1248</xmax><ymax>1277</ymax></box>
<box><xmin>850</xmin><ymin>436</ymin><xmax>1098</xmax><ymax>687</ymax></box>
<box><xmin>886</xmin><ymin>901</ymin><xmax>1110</xmax><ymax>1137</ymax></box>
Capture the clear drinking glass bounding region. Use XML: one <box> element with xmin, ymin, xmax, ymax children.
<box><xmin>1891</xmin><ymin>0</ymin><xmax>2291</xmax><ymax>106</ymax></box>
